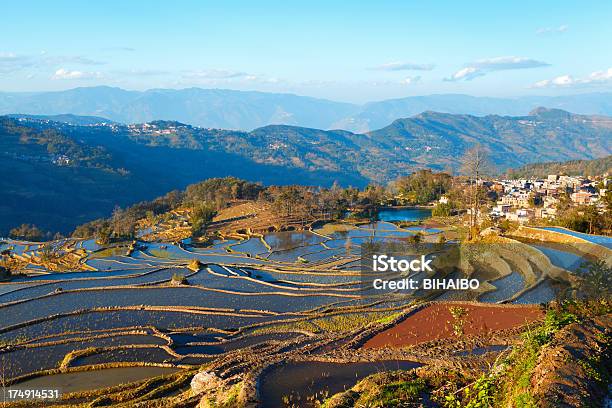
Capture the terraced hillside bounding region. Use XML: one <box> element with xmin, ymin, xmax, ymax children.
<box><xmin>1</xmin><ymin>205</ymin><xmax>610</xmax><ymax>407</ymax></box>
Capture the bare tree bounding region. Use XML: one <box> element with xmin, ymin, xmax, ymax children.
<box><xmin>460</xmin><ymin>145</ymin><xmax>493</xmax><ymax>239</ymax></box>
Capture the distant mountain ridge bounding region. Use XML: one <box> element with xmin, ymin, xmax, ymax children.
<box><xmin>1</xmin><ymin>108</ymin><xmax>610</xmax><ymax>234</ymax></box>
<box><xmin>508</xmin><ymin>155</ymin><xmax>612</xmax><ymax>178</ymax></box>
<box><xmin>1</xmin><ymin>86</ymin><xmax>612</xmax><ymax>131</ymax></box>
<box><xmin>8</xmin><ymin>113</ymin><xmax>115</xmax><ymax>125</ymax></box>
<box><xmin>0</xmin><ymin>87</ymin><xmax>357</xmax><ymax>131</ymax></box>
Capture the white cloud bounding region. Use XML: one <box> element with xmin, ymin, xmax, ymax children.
<box><xmin>120</xmin><ymin>68</ymin><xmax>169</xmax><ymax>76</ymax></box>
<box><xmin>445</xmin><ymin>67</ymin><xmax>483</xmax><ymax>81</ymax></box>
<box><xmin>183</xmin><ymin>69</ymin><xmax>249</xmax><ymax>79</ymax></box>
<box><xmin>399</xmin><ymin>76</ymin><xmax>421</xmax><ymax>85</ymax></box>
<box><xmin>179</xmin><ymin>70</ymin><xmax>285</xmax><ymax>86</ymax></box>
<box><xmin>589</xmin><ymin>68</ymin><xmax>612</xmax><ymax>82</ymax></box>
<box><xmin>0</xmin><ymin>53</ymin><xmax>34</xmax><ymax>73</ymax></box>
<box><xmin>44</xmin><ymin>55</ymin><xmax>105</xmax><ymax>65</ymax></box>
<box><xmin>103</xmin><ymin>46</ymin><xmax>136</xmax><ymax>52</ymax></box>
<box><xmin>445</xmin><ymin>56</ymin><xmax>549</xmax><ymax>81</ymax></box>
<box><xmin>370</xmin><ymin>62</ymin><xmax>434</xmax><ymax>71</ymax></box>
<box><xmin>0</xmin><ymin>52</ymin><xmax>105</xmax><ymax>75</ymax></box>
<box><xmin>248</xmin><ymin>75</ymin><xmax>281</xmax><ymax>84</ymax></box>
<box><xmin>51</xmin><ymin>68</ymin><xmax>102</xmax><ymax>80</ymax></box>
<box><xmin>473</xmin><ymin>56</ymin><xmax>549</xmax><ymax>70</ymax></box>
<box><xmin>531</xmin><ymin>68</ymin><xmax>612</xmax><ymax>88</ymax></box>
<box><xmin>536</xmin><ymin>25</ymin><xmax>569</xmax><ymax>35</ymax></box>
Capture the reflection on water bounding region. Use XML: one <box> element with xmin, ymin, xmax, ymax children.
<box><xmin>531</xmin><ymin>244</ymin><xmax>586</xmax><ymax>272</ymax></box>
<box><xmin>538</xmin><ymin>227</ymin><xmax>612</xmax><ymax>249</ymax></box>
<box><xmin>12</xmin><ymin>366</ymin><xmax>179</xmax><ymax>394</ymax></box>
<box><xmin>377</xmin><ymin>207</ymin><xmax>432</xmax><ymax>222</ymax></box>
<box><xmin>232</xmin><ymin>237</ymin><xmax>269</xmax><ymax>256</ymax></box>
<box><xmin>264</xmin><ymin>231</ymin><xmax>325</xmax><ymax>251</ymax></box>
<box><xmin>512</xmin><ymin>279</ymin><xmax>558</xmax><ymax>304</ymax></box>
<box><xmin>259</xmin><ymin>360</ymin><xmax>421</xmax><ymax>408</ymax></box>
<box><xmin>479</xmin><ymin>271</ymin><xmax>525</xmax><ymax>303</ymax></box>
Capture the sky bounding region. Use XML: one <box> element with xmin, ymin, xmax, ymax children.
<box><xmin>1</xmin><ymin>0</ymin><xmax>611</xmax><ymax>102</ymax></box>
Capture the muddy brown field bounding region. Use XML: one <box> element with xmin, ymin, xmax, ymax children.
<box><xmin>362</xmin><ymin>303</ymin><xmax>544</xmax><ymax>348</ymax></box>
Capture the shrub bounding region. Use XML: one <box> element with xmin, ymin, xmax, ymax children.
<box><xmin>171</xmin><ymin>273</ymin><xmax>188</xmax><ymax>285</ymax></box>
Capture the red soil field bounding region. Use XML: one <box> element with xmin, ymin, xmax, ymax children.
<box><xmin>362</xmin><ymin>303</ymin><xmax>544</xmax><ymax>349</ymax></box>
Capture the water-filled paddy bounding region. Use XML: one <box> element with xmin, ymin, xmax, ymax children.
<box><xmin>267</xmin><ymin>244</ymin><xmax>328</xmax><ymax>262</ymax></box>
<box><xmin>0</xmin><ymin>309</ymin><xmax>280</xmax><ymax>342</ymax></box>
<box><xmin>478</xmin><ymin>271</ymin><xmax>525</xmax><ymax>303</ymax></box>
<box><xmin>0</xmin><ymin>335</ymin><xmax>168</xmax><ymax>379</ymax></box>
<box><xmin>512</xmin><ymin>279</ymin><xmax>558</xmax><ymax>304</ymax></box>
<box><xmin>245</xmin><ymin>268</ymin><xmax>360</xmax><ymax>285</ymax></box>
<box><xmin>174</xmin><ymin>332</ymin><xmax>303</xmax><ymax>355</ymax></box>
<box><xmin>376</xmin><ymin>207</ymin><xmax>432</xmax><ymax>222</ymax></box>
<box><xmin>530</xmin><ymin>244</ymin><xmax>591</xmax><ymax>272</ymax></box>
<box><xmin>11</xmin><ymin>267</ymin><xmax>159</xmax><ymax>281</ymax></box>
<box><xmin>11</xmin><ymin>366</ymin><xmax>180</xmax><ymax>394</ymax></box>
<box><xmin>169</xmin><ymin>332</ymin><xmax>226</xmax><ymax>345</ymax></box>
<box><xmin>259</xmin><ymin>360</ymin><xmax>421</xmax><ymax>408</ymax></box>
<box><xmin>0</xmin><ymin>284</ymin><xmax>26</xmax><ymax>295</ymax></box>
<box><xmin>187</xmin><ymin>269</ymin><xmax>308</xmax><ymax>293</ymax></box>
<box><xmin>0</xmin><ymin>267</ymin><xmax>187</xmax><ymax>303</ymax></box>
<box><xmin>264</xmin><ymin>231</ymin><xmax>326</xmax><ymax>251</ymax></box>
<box><xmin>231</xmin><ymin>237</ymin><xmax>270</xmax><ymax>256</ymax></box>
<box><xmin>0</xmin><ymin>286</ymin><xmax>351</xmax><ymax>327</ymax></box>
<box><xmin>72</xmin><ymin>346</ymin><xmax>176</xmax><ymax>367</ymax></box>
<box><xmin>4</xmin><ymin>214</ymin><xmax>601</xmax><ymax>400</ymax></box>
<box><xmin>538</xmin><ymin>227</ymin><xmax>612</xmax><ymax>248</ymax></box>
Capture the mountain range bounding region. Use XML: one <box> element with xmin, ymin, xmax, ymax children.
<box><xmin>508</xmin><ymin>155</ymin><xmax>612</xmax><ymax>178</ymax></box>
<box><xmin>2</xmin><ymin>87</ymin><xmax>612</xmax><ymax>132</ymax></box>
<box><xmin>1</xmin><ymin>108</ymin><xmax>611</xmax><ymax>235</ymax></box>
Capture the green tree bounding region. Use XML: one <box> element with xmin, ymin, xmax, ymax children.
<box><xmin>432</xmin><ymin>202</ymin><xmax>453</xmax><ymax>217</ymax></box>
<box><xmin>190</xmin><ymin>202</ymin><xmax>217</xmax><ymax>236</ymax></box>
<box><xmin>577</xmin><ymin>260</ymin><xmax>611</xmax><ymax>300</ymax></box>
<box><xmin>393</xmin><ymin>170</ymin><xmax>452</xmax><ymax>205</ymax></box>
<box><xmin>9</xmin><ymin>224</ymin><xmax>46</xmax><ymax>241</ymax></box>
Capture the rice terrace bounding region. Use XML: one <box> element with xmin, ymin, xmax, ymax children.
<box><xmin>1</xmin><ymin>175</ymin><xmax>610</xmax><ymax>407</ymax></box>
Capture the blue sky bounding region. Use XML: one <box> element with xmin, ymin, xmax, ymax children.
<box><xmin>1</xmin><ymin>0</ymin><xmax>611</xmax><ymax>102</ymax></box>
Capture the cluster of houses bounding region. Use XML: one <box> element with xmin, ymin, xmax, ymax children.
<box><xmin>444</xmin><ymin>174</ymin><xmax>609</xmax><ymax>225</ymax></box>
<box><xmin>52</xmin><ymin>154</ymin><xmax>72</xmax><ymax>166</ymax></box>
<box><xmin>127</xmin><ymin>122</ymin><xmax>191</xmax><ymax>136</ymax></box>
<box><xmin>489</xmin><ymin>174</ymin><xmax>608</xmax><ymax>223</ymax></box>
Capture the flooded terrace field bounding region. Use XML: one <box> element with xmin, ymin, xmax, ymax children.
<box><xmin>259</xmin><ymin>360</ymin><xmax>422</xmax><ymax>408</ymax></box>
<box><xmin>1</xmin><ymin>216</ymin><xmax>606</xmax><ymax>405</ymax></box>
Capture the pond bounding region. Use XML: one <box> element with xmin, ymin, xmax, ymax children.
<box><xmin>376</xmin><ymin>207</ymin><xmax>432</xmax><ymax>222</ymax></box>
<box><xmin>11</xmin><ymin>366</ymin><xmax>180</xmax><ymax>394</ymax></box>
<box><xmin>258</xmin><ymin>360</ymin><xmax>421</xmax><ymax>408</ymax></box>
